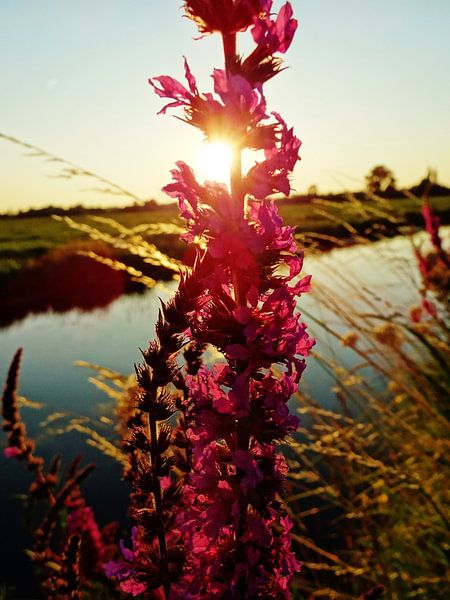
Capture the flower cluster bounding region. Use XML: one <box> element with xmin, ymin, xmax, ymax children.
<box><xmin>183</xmin><ymin>0</ymin><xmax>268</xmax><ymax>35</ymax></box>
<box><xmin>167</xmin><ymin>198</ymin><xmax>313</xmax><ymax>598</ymax></box>
<box><xmin>105</xmin><ymin>2</ymin><xmax>313</xmax><ymax>598</ymax></box>
<box><xmin>422</xmin><ymin>201</ymin><xmax>444</xmax><ymax>255</ymax></box>
<box><xmin>413</xmin><ymin>198</ymin><xmax>449</xmax><ymax>316</ymax></box>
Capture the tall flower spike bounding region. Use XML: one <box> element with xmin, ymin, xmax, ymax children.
<box><xmin>251</xmin><ymin>2</ymin><xmax>298</xmax><ymax>54</ymax></box>
<box><xmin>150</xmin><ymin>58</ymin><xmax>273</xmax><ymax>147</ymax></box>
<box><xmin>107</xmin><ymin>2</ymin><xmax>314</xmax><ymax>597</ymax></box>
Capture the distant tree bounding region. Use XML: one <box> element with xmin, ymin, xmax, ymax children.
<box><xmin>307</xmin><ymin>184</ymin><xmax>318</xmax><ymax>196</ymax></box>
<box><xmin>365</xmin><ymin>165</ymin><xmax>397</xmax><ymax>196</ymax></box>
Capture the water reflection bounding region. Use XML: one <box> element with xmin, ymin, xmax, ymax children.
<box><xmin>0</xmin><ymin>232</ymin><xmax>442</xmax><ymax>413</ymax></box>
<box><xmin>0</xmin><ymin>249</ymin><xmax>126</xmax><ymax>328</ymax></box>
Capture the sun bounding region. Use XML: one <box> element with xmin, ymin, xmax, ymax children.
<box><xmin>196</xmin><ymin>142</ymin><xmax>233</xmax><ymax>185</ymax></box>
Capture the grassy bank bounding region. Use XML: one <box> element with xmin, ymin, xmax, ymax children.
<box><xmin>0</xmin><ymin>204</ymin><xmax>179</xmax><ymax>278</ymax></box>
<box><xmin>1</xmin><ymin>195</ymin><xmax>450</xmax><ymax>280</ymax></box>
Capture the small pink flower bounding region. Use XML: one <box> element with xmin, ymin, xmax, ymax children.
<box><xmin>422</xmin><ymin>201</ymin><xmax>442</xmax><ymax>252</ymax></box>
<box><xmin>149</xmin><ymin>57</ymin><xmax>200</xmax><ymax>115</ymax></box>
<box><xmin>3</xmin><ymin>446</ymin><xmax>21</xmax><ymax>459</ymax></box>
<box><xmin>422</xmin><ymin>298</ymin><xmax>437</xmax><ymax>318</ymax></box>
<box><xmin>233</xmin><ymin>449</ymin><xmax>263</xmax><ymax>492</ymax></box>
<box><xmin>213</xmin><ymin>69</ymin><xmax>268</xmax><ymax>125</ymax></box>
<box><xmin>245</xmin><ymin>113</ymin><xmax>301</xmax><ymax>198</ymax></box>
<box><xmin>67</xmin><ymin>505</ymin><xmax>104</xmax><ymax>566</ymax></box>
<box><xmin>184</xmin><ymin>0</ymin><xmax>269</xmax><ymax>34</ymax></box>
<box><xmin>252</xmin><ymin>2</ymin><xmax>298</xmax><ymax>54</ymax></box>
<box><xmin>409</xmin><ymin>305</ymin><xmax>423</xmax><ymax>323</ymax></box>
<box><xmin>151</xmin><ymin>59</ymin><xmax>271</xmax><ymax>146</ymax></box>
<box><xmin>103</xmin><ymin>527</ymin><xmax>146</xmax><ymax>597</ymax></box>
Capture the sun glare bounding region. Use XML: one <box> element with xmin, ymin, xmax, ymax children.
<box><xmin>196</xmin><ymin>142</ymin><xmax>233</xmax><ymax>185</ymax></box>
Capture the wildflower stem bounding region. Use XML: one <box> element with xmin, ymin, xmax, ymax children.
<box><xmin>231</xmin><ymin>149</ymin><xmax>247</xmax><ymax>306</ymax></box>
<box><xmin>236</xmin><ymin>427</ymin><xmax>250</xmax><ymax>531</ymax></box>
<box><xmin>222</xmin><ymin>33</ymin><xmax>237</xmax><ymax>72</ymax></box>
<box><xmin>221</xmin><ymin>29</ymin><xmax>251</xmax><ymax>554</ymax></box>
<box><xmin>230</xmin><ymin>149</ymin><xmax>243</xmax><ymax>205</ymax></box>
<box><xmin>222</xmin><ymin>32</ymin><xmax>247</xmax><ymax>307</ymax></box>
<box><xmin>148</xmin><ymin>407</ymin><xmax>169</xmax><ymax>598</ymax></box>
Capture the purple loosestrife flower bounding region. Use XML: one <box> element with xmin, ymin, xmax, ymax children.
<box><xmin>414</xmin><ymin>197</ymin><xmax>450</xmax><ymax>280</ymax></box>
<box><xmin>183</xmin><ymin>0</ymin><xmax>270</xmax><ymax>35</ymax></box>
<box><xmin>422</xmin><ymin>200</ymin><xmax>444</xmax><ymax>255</ymax></box>
<box><xmin>171</xmin><ymin>200</ymin><xmax>312</xmax><ymax>596</ymax></box>
<box><xmin>103</xmin><ymin>528</ymin><xmax>147</xmax><ymax>597</ymax></box>
<box><xmin>245</xmin><ymin>112</ymin><xmax>302</xmax><ymax>198</ymax></box>
<box><xmin>412</xmin><ymin>197</ymin><xmax>450</xmax><ymax>320</ymax></box>
<box><xmin>66</xmin><ymin>499</ymin><xmax>105</xmax><ymax>575</ymax></box>
<box><xmin>156</xmin><ymin>2</ymin><xmax>312</xmax><ymax>598</ymax></box>
<box><xmin>251</xmin><ymin>2</ymin><xmax>298</xmax><ymax>54</ymax></box>
<box><xmin>150</xmin><ymin>60</ymin><xmax>272</xmax><ymax>148</ymax></box>
<box><xmin>107</xmin><ymin>2</ymin><xmax>313</xmax><ymax>598</ymax></box>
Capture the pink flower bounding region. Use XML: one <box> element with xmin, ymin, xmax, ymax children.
<box><xmin>414</xmin><ymin>199</ymin><xmax>449</xmax><ymax>285</ymax></box>
<box><xmin>414</xmin><ymin>247</ymin><xmax>430</xmax><ymax>278</ymax></box>
<box><xmin>102</xmin><ymin>528</ymin><xmax>146</xmax><ymax>597</ymax></box>
<box><xmin>162</xmin><ymin>160</ymin><xmax>208</xmax><ymax>242</ymax></box>
<box><xmin>154</xmin><ymin>60</ymin><xmax>275</xmax><ymax>148</ymax></box>
<box><xmin>233</xmin><ymin>449</ymin><xmax>263</xmax><ymax>492</ymax></box>
<box><xmin>234</xmin><ymin>286</ymin><xmax>312</xmax><ymax>365</ymax></box>
<box><xmin>67</xmin><ymin>505</ymin><xmax>104</xmax><ymax>568</ymax></box>
<box><xmin>422</xmin><ymin>201</ymin><xmax>442</xmax><ymax>252</ymax></box>
<box><xmin>151</xmin><ymin>59</ymin><xmax>271</xmax><ymax>146</ymax></box>
<box><xmin>252</xmin><ymin>2</ymin><xmax>298</xmax><ymax>54</ymax></box>
<box><xmin>409</xmin><ymin>305</ymin><xmax>423</xmax><ymax>323</ymax></box>
<box><xmin>149</xmin><ymin>57</ymin><xmax>198</xmax><ymax>115</ymax></box>
<box><xmin>143</xmin><ymin>1</ymin><xmax>308</xmax><ymax>595</ymax></box>
<box><xmin>3</xmin><ymin>446</ymin><xmax>21</xmax><ymax>459</ymax></box>
<box><xmin>213</xmin><ymin>69</ymin><xmax>268</xmax><ymax>126</ymax></box>
<box><xmin>245</xmin><ymin>112</ymin><xmax>302</xmax><ymax>198</ymax></box>
<box><xmin>184</xmin><ymin>0</ymin><xmax>269</xmax><ymax>34</ymax></box>
<box><xmin>422</xmin><ymin>298</ymin><xmax>437</xmax><ymax>318</ymax></box>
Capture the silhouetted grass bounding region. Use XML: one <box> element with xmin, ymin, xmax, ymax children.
<box><xmin>287</xmin><ymin>247</ymin><xmax>450</xmax><ymax>599</ymax></box>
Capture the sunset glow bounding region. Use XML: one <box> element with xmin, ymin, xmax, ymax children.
<box><xmin>196</xmin><ymin>142</ymin><xmax>233</xmax><ymax>185</ymax></box>
<box><xmin>0</xmin><ymin>0</ymin><xmax>449</xmax><ymax>212</ymax></box>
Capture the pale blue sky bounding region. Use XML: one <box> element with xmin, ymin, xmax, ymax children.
<box><xmin>1</xmin><ymin>0</ymin><xmax>449</xmax><ymax>211</ymax></box>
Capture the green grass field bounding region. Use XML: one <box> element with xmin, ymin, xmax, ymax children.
<box><xmin>1</xmin><ymin>195</ymin><xmax>449</xmax><ymax>279</ymax></box>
